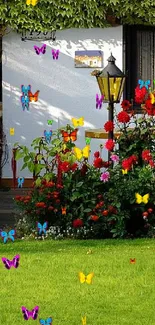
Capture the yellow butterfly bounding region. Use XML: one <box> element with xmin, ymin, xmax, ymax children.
<box><xmin>122</xmin><ymin>169</ymin><xmax>128</xmax><ymax>174</ymax></box>
<box><xmin>26</xmin><ymin>0</ymin><xmax>38</xmax><ymax>6</ymax></box>
<box><xmin>78</xmin><ymin>272</ymin><xmax>94</xmax><ymax>284</ymax></box>
<box><xmin>135</xmin><ymin>193</ymin><xmax>149</xmax><ymax>204</ymax></box>
<box><xmin>71</xmin><ymin>117</ymin><xmax>84</xmax><ymax>127</ymax></box>
<box><xmin>150</xmin><ymin>93</ymin><xmax>155</xmax><ymax>104</ymax></box>
<box><xmin>82</xmin><ymin>316</ymin><xmax>86</xmax><ymax>325</ymax></box>
<box><xmin>10</xmin><ymin>128</ymin><xmax>14</xmax><ymax>136</ymax></box>
<box><xmin>74</xmin><ymin>145</ymin><xmax>90</xmax><ymax>160</ymax></box>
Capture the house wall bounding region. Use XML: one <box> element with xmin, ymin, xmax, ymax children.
<box><xmin>2</xmin><ymin>26</ymin><xmax>123</xmax><ymax>179</ymax></box>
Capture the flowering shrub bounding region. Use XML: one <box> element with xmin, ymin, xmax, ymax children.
<box><xmin>14</xmin><ymin>82</ymin><xmax>155</xmax><ymax>239</ymax></box>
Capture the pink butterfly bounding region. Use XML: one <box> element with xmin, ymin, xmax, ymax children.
<box><xmin>1</xmin><ymin>255</ymin><xmax>20</xmax><ymax>269</ymax></box>
<box><xmin>34</xmin><ymin>44</ymin><xmax>46</xmax><ymax>55</ymax></box>
<box><xmin>51</xmin><ymin>49</ymin><xmax>59</xmax><ymax>60</ymax></box>
<box><xmin>21</xmin><ymin>306</ymin><xmax>39</xmax><ymax>320</ymax></box>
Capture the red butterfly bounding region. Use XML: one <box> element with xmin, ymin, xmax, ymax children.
<box><xmin>61</xmin><ymin>129</ymin><xmax>78</xmax><ymax>142</ymax></box>
<box><xmin>28</xmin><ymin>90</ymin><xmax>40</xmax><ymax>102</ymax></box>
<box><xmin>130</xmin><ymin>258</ymin><xmax>136</xmax><ymax>264</ymax></box>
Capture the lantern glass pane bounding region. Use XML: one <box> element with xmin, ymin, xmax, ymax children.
<box><xmin>97</xmin><ymin>77</ymin><xmax>109</xmax><ymax>100</ymax></box>
<box><xmin>109</xmin><ymin>77</ymin><xmax>122</xmax><ymax>101</ymax></box>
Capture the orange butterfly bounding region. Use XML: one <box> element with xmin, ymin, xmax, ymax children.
<box><xmin>61</xmin><ymin>207</ymin><xmax>66</xmax><ymax>215</ymax></box>
<box><xmin>28</xmin><ymin>90</ymin><xmax>40</xmax><ymax>102</ymax></box>
<box><xmin>130</xmin><ymin>258</ymin><xmax>136</xmax><ymax>264</ymax></box>
<box><xmin>61</xmin><ymin>129</ymin><xmax>78</xmax><ymax>142</ymax></box>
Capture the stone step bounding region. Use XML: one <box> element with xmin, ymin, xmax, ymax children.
<box><xmin>0</xmin><ymin>212</ymin><xmax>16</xmax><ymax>227</ymax></box>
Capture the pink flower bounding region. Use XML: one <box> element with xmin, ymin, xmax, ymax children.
<box><xmin>110</xmin><ymin>154</ymin><xmax>119</xmax><ymax>162</ymax></box>
<box><xmin>100</xmin><ymin>171</ymin><xmax>110</xmax><ymax>182</ymax></box>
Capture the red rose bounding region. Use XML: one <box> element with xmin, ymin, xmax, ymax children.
<box><xmin>72</xmin><ymin>218</ymin><xmax>84</xmax><ymax>228</ymax></box>
<box><xmin>94</xmin><ymin>151</ymin><xmax>100</xmax><ymax>158</ymax></box>
<box><xmin>121</xmin><ymin>100</ymin><xmax>131</xmax><ymax>111</ymax></box>
<box><xmin>105</xmin><ymin>139</ymin><xmax>115</xmax><ymax>151</ymax></box>
<box><xmin>104</xmin><ymin>121</ymin><xmax>114</xmax><ymax>132</ymax></box>
<box><xmin>117</xmin><ymin>111</ymin><xmax>130</xmax><ymax>123</ymax></box>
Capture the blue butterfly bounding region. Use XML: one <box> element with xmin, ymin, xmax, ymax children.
<box><xmin>44</xmin><ymin>130</ymin><xmax>52</xmax><ymax>144</ymax></box>
<box><xmin>39</xmin><ymin>317</ymin><xmax>53</xmax><ymax>325</ymax></box>
<box><xmin>21</xmin><ymin>84</ymin><xmax>31</xmax><ymax>96</ymax></box>
<box><xmin>37</xmin><ymin>222</ymin><xmax>48</xmax><ymax>235</ymax></box>
<box><xmin>1</xmin><ymin>230</ymin><xmax>15</xmax><ymax>244</ymax></box>
<box><xmin>138</xmin><ymin>79</ymin><xmax>150</xmax><ymax>90</ymax></box>
<box><xmin>21</xmin><ymin>95</ymin><xmax>29</xmax><ymax>111</ymax></box>
<box><xmin>17</xmin><ymin>177</ymin><xmax>24</xmax><ymax>188</ymax></box>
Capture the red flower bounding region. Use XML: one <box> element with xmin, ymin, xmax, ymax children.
<box><xmin>104</xmin><ymin>121</ymin><xmax>114</xmax><ymax>132</ymax></box>
<box><xmin>117</xmin><ymin>111</ymin><xmax>130</xmax><ymax>123</ymax></box>
<box><xmin>105</xmin><ymin>139</ymin><xmax>115</xmax><ymax>151</ymax></box>
<box><xmin>70</xmin><ymin>163</ymin><xmax>78</xmax><ymax>172</ymax></box>
<box><xmin>45</xmin><ymin>181</ymin><xmax>55</xmax><ymax>188</ymax></box>
<box><xmin>56</xmin><ymin>184</ymin><xmax>64</xmax><ymax>189</ymax></box>
<box><xmin>149</xmin><ymin>159</ymin><xmax>155</xmax><ymax>168</ymax></box>
<box><xmin>93</xmin><ymin>158</ymin><xmax>104</xmax><ymax>168</ymax></box>
<box><xmin>60</xmin><ymin>161</ymin><xmax>70</xmax><ymax>173</ymax></box>
<box><xmin>130</xmin><ymin>155</ymin><xmax>138</xmax><ymax>163</ymax></box>
<box><xmin>135</xmin><ymin>86</ymin><xmax>147</xmax><ymax>104</ymax></box>
<box><xmin>121</xmin><ymin>100</ymin><xmax>131</xmax><ymax>111</ymax></box>
<box><xmin>15</xmin><ymin>195</ymin><xmax>22</xmax><ymax>201</ymax></box>
<box><xmin>142</xmin><ymin>149</ymin><xmax>152</xmax><ymax>162</ymax></box>
<box><xmin>72</xmin><ymin>218</ymin><xmax>84</xmax><ymax>228</ymax></box>
<box><xmin>94</xmin><ymin>151</ymin><xmax>100</xmax><ymax>158</ymax></box>
<box><xmin>48</xmin><ymin>206</ymin><xmax>54</xmax><ymax>211</ymax></box>
<box><xmin>35</xmin><ymin>202</ymin><xmax>46</xmax><ymax>208</ymax></box>
<box><xmin>122</xmin><ymin>157</ymin><xmax>133</xmax><ymax>171</ymax></box>
<box><xmin>90</xmin><ymin>215</ymin><xmax>99</xmax><ymax>221</ymax></box>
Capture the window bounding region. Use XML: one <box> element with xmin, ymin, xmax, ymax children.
<box><xmin>123</xmin><ymin>25</ymin><xmax>155</xmax><ymax>111</ymax></box>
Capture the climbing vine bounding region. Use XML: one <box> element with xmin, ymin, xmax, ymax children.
<box><xmin>0</xmin><ymin>0</ymin><xmax>154</xmax><ymax>33</ymax></box>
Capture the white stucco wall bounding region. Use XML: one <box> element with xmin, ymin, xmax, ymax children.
<box><xmin>2</xmin><ymin>26</ymin><xmax>123</xmax><ymax>178</ymax></box>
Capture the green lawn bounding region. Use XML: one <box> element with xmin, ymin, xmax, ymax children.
<box><xmin>1</xmin><ymin>239</ymin><xmax>155</xmax><ymax>324</ymax></box>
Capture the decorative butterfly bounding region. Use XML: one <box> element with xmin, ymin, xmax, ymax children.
<box><xmin>10</xmin><ymin>128</ymin><xmax>14</xmax><ymax>136</ymax></box>
<box><xmin>130</xmin><ymin>258</ymin><xmax>136</xmax><ymax>264</ymax></box>
<box><xmin>73</xmin><ymin>145</ymin><xmax>90</xmax><ymax>160</ymax></box>
<box><xmin>37</xmin><ymin>221</ymin><xmax>48</xmax><ymax>235</ymax></box>
<box><xmin>17</xmin><ymin>177</ymin><xmax>24</xmax><ymax>188</ymax></box>
<box><xmin>2</xmin><ymin>254</ymin><xmax>20</xmax><ymax>270</ymax></box>
<box><xmin>47</xmin><ymin>119</ymin><xmax>54</xmax><ymax>125</ymax></box>
<box><xmin>28</xmin><ymin>90</ymin><xmax>40</xmax><ymax>102</ymax></box>
<box><xmin>61</xmin><ymin>207</ymin><xmax>66</xmax><ymax>215</ymax></box>
<box><xmin>135</xmin><ymin>193</ymin><xmax>149</xmax><ymax>204</ymax></box>
<box><xmin>21</xmin><ymin>306</ymin><xmax>39</xmax><ymax>320</ymax></box>
<box><xmin>21</xmin><ymin>95</ymin><xmax>29</xmax><ymax>111</ymax></box>
<box><xmin>96</xmin><ymin>94</ymin><xmax>104</xmax><ymax>109</ymax></box>
<box><xmin>78</xmin><ymin>272</ymin><xmax>94</xmax><ymax>284</ymax></box>
<box><xmin>82</xmin><ymin>316</ymin><xmax>86</xmax><ymax>325</ymax></box>
<box><xmin>1</xmin><ymin>229</ymin><xmax>15</xmax><ymax>243</ymax></box>
<box><xmin>51</xmin><ymin>49</ymin><xmax>59</xmax><ymax>60</ymax></box>
<box><xmin>34</xmin><ymin>44</ymin><xmax>46</xmax><ymax>55</ymax></box>
<box><xmin>122</xmin><ymin>169</ymin><xmax>128</xmax><ymax>175</ymax></box>
<box><xmin>150</xmin><ymin>92</ymin><xmax>155</xmax><ymax>104</ymax></box>
<box><xmin>85</xmin><ymin>137</ymin><xmax>91</xmax><ymax>145</ymax></box>
<box><xmin>39</xmin><ymin>317</ymin><xmax>53</xmax><ymax>325</ymax></box>
<box><xmin>21</xmin><ymin>85</ymin><xmax>31</xmax><ymax>96</ymax></box>
<box><xmin>61</xmin><ymin>129</ymin><xmax>78</xmax><ymax>142</ymax></box>
<box><xmin>138</xmin><ymin>79</ymin><xmax>150</xmax><ymax>90</ymax></box>
<box><xmin>71</xmin><ymin>117</ymin><xmax>84</xmax><ymax>127</ymax></box>
<box><xmin>44</xmin><ymin>130</ymin><xmax>52</xmax><ymax>143</ymax></box>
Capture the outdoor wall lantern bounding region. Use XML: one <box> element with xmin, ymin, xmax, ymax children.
<box><xmin>91</xmin><ymin>53</ymin><xmax>126</xmax><ymax>141</ymax></box>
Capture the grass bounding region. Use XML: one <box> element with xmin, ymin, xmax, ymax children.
<box><xmin>1</xmin><ymin>238</ymin><xmax>155</xmax><ymax>324</ymax></box>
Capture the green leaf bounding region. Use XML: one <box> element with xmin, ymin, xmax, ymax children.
<box><xmin>15</xmin><ymin>150</ymin><xmax>24</xmax><ymax>160</ymax></box>
<box><xmin>24</xmin><ymin>156</ymin><xmax>30</xmax><ymax>163</ymax></box>
<box><xmin>83</xmin><ymin>208</ymin><xmax>92</xmax><ymax>213</ymax></box>
<box><xmin>76</xmin><ymin>181</ymin><xmax>84</xmax><ymax>187</ymax></box>
<box><xmin>27</xmin><ymin>161</ymin><xmax>35</xmax><ymax>173</ymax></box>
<box><xmin>20</xmin><ymin>163</ymin><xmax>28</xmax><ymax>171</ymax></box>
<box><xmin>35</xmin><ymin>178</ymin><xmax>42</xmax><ymax>187</ymax></box>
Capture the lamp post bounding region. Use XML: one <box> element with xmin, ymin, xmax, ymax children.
<box><xmin>91</xmin><ymin>53</ymin><xmax>126</xmax><ymax>158</ymax></box>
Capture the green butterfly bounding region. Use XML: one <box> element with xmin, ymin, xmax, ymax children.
<box><xmin>85</xmin><ymin>137</ymin><xmax>91</xmax><ymax>145</ymax></box>
<box><xmin>47</xmin><ymin>119</ymin><xmax>54</xmax><ymax>125</ymax></box>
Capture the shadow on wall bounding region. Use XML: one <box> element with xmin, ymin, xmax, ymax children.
<box><xmin>2</xmin><ymin>27</ymin><xmax>122</xmax><ymax>178</ymax></box>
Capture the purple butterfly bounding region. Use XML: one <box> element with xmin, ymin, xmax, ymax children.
<box><xmin>1</xmin><ymin>254</ymin><xmax>20</xmax><ymax>270</ymax></box>
<box><xmin>34</xmin><ymin>44</ymin><xmax>46</xmax><ymax>55</ymax></box>
<box><xmin>96</xmin><ymin>94</ymin><xmax>104</xmax><ymax>109</ymax></box>
<box><xmin>21</xmin><ymin>306</ymin><xmax>39</xmax><ymax>320</ymax></box>
<box><xmin>51</xmin><ymin>49</ymin><xmax>59</xmax><ymax>60</ymax></box>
